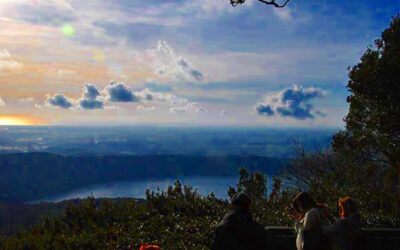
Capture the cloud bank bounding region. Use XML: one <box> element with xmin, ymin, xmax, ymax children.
<box><xmin>43</xmin><ymin>81</ymin><xmax>206</xmax><ymax>114</ymax></box>
<box><xmin>256</xmin><ymin>85</ymin><xmax>327</xmax><ymax>120</ymax></box>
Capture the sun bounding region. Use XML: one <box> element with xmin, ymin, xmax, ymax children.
<box><xmin>0</xmin><ymin>116</ymin><xmax>41</xmax><ymax>126</ymax></box>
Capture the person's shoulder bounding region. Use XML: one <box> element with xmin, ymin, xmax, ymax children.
<box><xmin>306</xmin><ymin>208</ymin><xmax>321</xmax><ymax>217</ymax></box>
<box><xmin>222</xmin><ymin>211</ymin><xmax>237</xmax><ymax>222</ymax></box>
<box><xmin>216</xmin><ymin>212</ymin><xmax>237</xmax><ymax>229</ymax></box>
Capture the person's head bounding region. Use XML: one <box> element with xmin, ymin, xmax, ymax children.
<box><xmin>339</xmin><ymin>197</ymin><xmax>357</xmax><ymax>218</ymax></box>
<box><xmin>139</xmin><ymin>245</ymin><xmax>161</xmax><ymax>250</ymax></box>
<box><xmin>230</xmin><ymin>192</ymin><xmax>251</xmax><ymax>210</ymax></box>
<box><xmin>291</xmin><ymin>192</ymin><xmax>317</xmax><ymax>214</ymax></box>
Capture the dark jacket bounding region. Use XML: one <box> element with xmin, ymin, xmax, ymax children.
<box><xmin>321</xmin><ymin>214</ymin><xmax>361</xmax><ymax>250</ymax></box>
<box><xmin>211</xmin><ymin>209</ymin><xmax>268</xmax><ymax>250</ymax></box>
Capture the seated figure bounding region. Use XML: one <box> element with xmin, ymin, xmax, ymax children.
<box><xmin>291</xmin><ymin>192</ymin><xmax>330</xmax><ymax>250</ymax></box>
<box><xmin>321</xmin><ymin>197</ymin><xmax>361</xmax><ymax>250</ymax></box>
<box><xmin>211</xmin><ymin>192</ymin><xmax>268</xmax><ymax>250</ymax></box>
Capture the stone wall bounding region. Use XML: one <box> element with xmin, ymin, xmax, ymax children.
<box><xmin>264</xmin><ymin>227</ymin><xmax>400</xmax><ymax>250</ymax></box>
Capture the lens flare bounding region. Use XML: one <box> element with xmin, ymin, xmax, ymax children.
<box><xmin>62</xmin><ymin>24</ymin><xmax>75</xmax><ymax>36</ymax></box>
<box><xmin>92</xmin><ymin>49</ymin><xmax>106</xmax><ymax>63</ymax></box>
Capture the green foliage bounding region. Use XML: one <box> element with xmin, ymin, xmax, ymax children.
<box><xmin>328</xmin><ymin>15</ymin><xmax>400</xmax><ymax>226</ymax></box>
<box><xmin>229</xmin><ymin>168</ymin><xmax>294</xmax><ymax>226</ymax></box>
<box><xmin>1</xmin><ymin>169</ymin><xmax>294</xmax><ymax>249</ymax></box>
<box><xmin>284</xmin><ymin>145</ymin><xmax>400</xmax><ymax>227</ymax></box>
<box><xmin>337</xmin><ymin>15</ymin><xmax>400</xmax><ymax>167</ymax></box>
<box><xmin>2</xmin><ymin>165</ymin><xmax>399</xmax><ymax>249</ymax></box>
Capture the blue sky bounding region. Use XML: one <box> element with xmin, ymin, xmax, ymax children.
<box><xmin>0</xmin><ymin>0</ymin><xmax>398</xmax><ymax>127</ymax></box>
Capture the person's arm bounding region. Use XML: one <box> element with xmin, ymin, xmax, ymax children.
<box><xmin>320</xmin><ymin>218</ymin><xmax>344</xmax><ymax>236</ymax></box>
<box><xmin>294</xmin><ymin>218</ymin><xmax>304</xmax><ymax>233</ymax></box>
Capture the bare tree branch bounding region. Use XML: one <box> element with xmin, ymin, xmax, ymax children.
<box><xmin>230</xmin><ymin>0</ymin><xmax>291</xmax><ymax>8</ymax></box>
<box><xmin>258</xmin><ymin>0</ymin><xmax>291</xmax><ymax>8</ymax></box>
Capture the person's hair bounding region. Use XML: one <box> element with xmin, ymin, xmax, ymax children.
<box><xmin>339</xmin><ymin>197</ymin><xmax>357</xmax><ymax>218</ymax></box>
<box><xmin>291</xmin><ymin>192</ymin><xmax>326</xmax><ymax>218</ymax></box>
<box><xmin>139</xmin><ymin>245</ymin><xmax>161</xmax><ymax>250</ymax></box>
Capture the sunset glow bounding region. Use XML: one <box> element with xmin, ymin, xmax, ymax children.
<box><xmin>0</xmin><ymin>116</ymin><xmax>41</xmax><ymax>126</ymax></box>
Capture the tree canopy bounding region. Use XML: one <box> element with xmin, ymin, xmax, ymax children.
<box><xmin>333</xmin><ymin>16</ymin><xmax>400</xmax><ymax>185</ymax></box>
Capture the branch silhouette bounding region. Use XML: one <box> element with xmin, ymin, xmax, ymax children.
<box><xmin>230</xmin><ymin>0</ymin><xmax>291</xmax><ymax>8</ymax></box>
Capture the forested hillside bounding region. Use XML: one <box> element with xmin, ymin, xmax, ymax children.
<box><xmin>0</xmin><ymin>153</ymin><xmax>283</xmax><ymax>203</ymax></box>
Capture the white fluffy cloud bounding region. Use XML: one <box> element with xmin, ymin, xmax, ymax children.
<box><xmin>0</xmin><ymin>49</ymin><xmax>23</xmax><ymax>71</ymax></box>
<box><xmin>256</xmin><ymin>85</ymin><xmax>327</xmax><ymax>120</ymax></box>
<box><xmin>143</xmin><ymin>41</ymin><xmax>205</xmax><ymax>83</ymax></box>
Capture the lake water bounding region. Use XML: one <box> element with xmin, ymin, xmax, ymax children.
<box><xmin>33</xmin><ymin>176</ymin><xmax>273</xmax><ymax>203</ymax></box>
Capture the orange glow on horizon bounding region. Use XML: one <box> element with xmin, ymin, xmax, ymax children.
<box><xmin>0</xmin><ymin>115</ymin><xmax>44</xmax><ymax>126</ymax></box>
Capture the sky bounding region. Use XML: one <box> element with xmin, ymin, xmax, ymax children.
<box><xmin>0</xmin><ymin>0</ymin><xmax>398</xmax><ymax>127</ymax></box>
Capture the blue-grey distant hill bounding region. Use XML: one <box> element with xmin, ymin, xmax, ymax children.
<box><xmin>0</xmin><ymin>153</ymin><xmax>284</xmax><ymax>204</ymax></box>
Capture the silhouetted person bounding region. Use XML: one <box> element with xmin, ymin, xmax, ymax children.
<box><xmin>290</xmin><ymin>192</ymin><xmax>330</xmax><ymax>250</ymax></box>
<box><xmin>211</xmin><ymin>192</ymin><xmax>268</xmax><ymax>250</ymax></box>
<box><xmin>321</xmin><ymin>197</ymin><xmax>361</xmax><ymax>250</ymax></box>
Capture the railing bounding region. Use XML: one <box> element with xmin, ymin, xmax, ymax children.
<box><xmin>264</xmin><ymin>227</ymin><xmax>400</xmax><ymax>250</ymax></box>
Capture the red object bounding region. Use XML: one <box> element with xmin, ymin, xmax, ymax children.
<box><xmin>139</xmin><ymin>245</ymin><xmax>161</xmax><ymax>250</ymax></box>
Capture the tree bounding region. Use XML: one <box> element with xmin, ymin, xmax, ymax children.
<box><xmin>230</xmin><ymin>0</ymin><xmax>291</xmax><ymax>8</ymax></box>
<box><xmin>332</xmin><ymin>16</ymin><xmax>400</xmax><ymax>189</ymax></box>
<box><xmin>330</xmin><ymin>16</ymin><xmax>400</xmax><ymax>223</ymax></box>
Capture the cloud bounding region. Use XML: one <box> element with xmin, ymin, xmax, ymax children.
<box><xmin>78</xmin><ymin>84</ymin><xmax>104</xmax><ymax>110</ymax></box>
<box><xmin>256</xmin><ymin>85</ymin><xmax>327</xmax><ymax>120</ymax></box>
<box><xmin>83</xmin><ymin>83</ymin><xmax>101</xmax><ymax>99</ymax></box>
<box><xmin>170</xmin><ymin>102</ymin><xmax>207</xmax><ymax>114</ymax></box>
<box><xmin>16</xmin><ymin>97</ymin><xmax>35</xmax><ymax>108</ymax></box>
<box><xmin>183</xmin><ymin>0</ymin><xmax>254</xmax><ymax>17</ymax></box>
<box><xmin>145</xmin><ymin>41</ymin><xmax>205</xmax><ymax>83</ymax></box>
<box><xmin>133</xmin><ymin>88</ymin><xmax>154</xmax><ymax>101</ymax></box>
<box><xmin>137</xmin><ymin>105</ymin><xmax>156</xmax><ymax>111</ymax></box>
<box><xmin>176</xmin><ymin>58</ymin><xmax>204</xmax><ymax>81</ymax></box>
<box><xmin>80</xmin><ymin>98</ymin><xmax>104</xmax><ymax>109</ymax></box>
<box><xmin>0</xmin><ymin>49</ymin><xmax>23</xmax><ymax>71</ymax></box>
<box><xmin>0</xmin><ymin>60</ymin><xmax>23</xmax><ymax>71</ymax></box>
<box><xmin>0</xmin><ymin>49</ymin><xmax>11</xmax><ymax>59</ymax></box>
<box><xmin>0</xmin><ymin>97</ymin><xmax>6</xmax><ymax>107</ymax></box>
<box><xmin>42</xmin><ymin>81</ymin><xmax>206</xmax><ymax>114</ymax></box>
<box><xmin>273</xmin><ymin>7</ymin><xmax>292</xmax><ymax>22</ymax></box>
<box><xmin>132</xmin><ymin>87</ymin><xmax>207</xmax><ymax>114</ymax></box>
<box><xmin>46</xmin><ymin>94</ymin><xmax>73</xmax><ymax>109</ymax></box>
<box><xmin>48</xmin><ymin>68</ymin><xmax>77</xmax><ymax>78</ymax></box>
<box><xmin>105</xmin><ymin>81</ymin><xmax>139</xmax><ymax>102</ymax></box>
